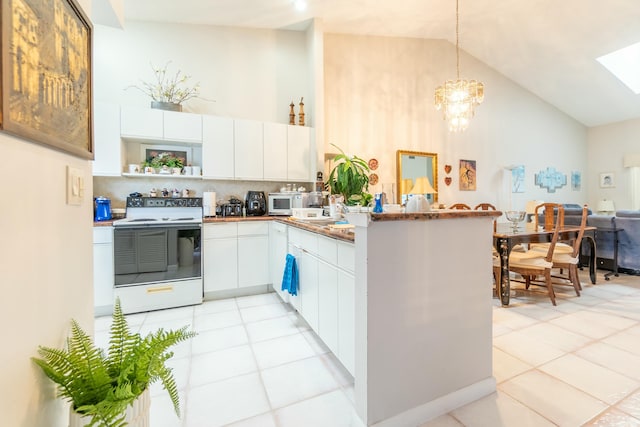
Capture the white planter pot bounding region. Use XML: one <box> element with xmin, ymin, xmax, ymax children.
<box><xmin>68</xmin><ymin>388</ymin><xmax>150</xmax><ymax>427</ymax></box>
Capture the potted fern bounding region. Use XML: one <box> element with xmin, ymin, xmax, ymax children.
<box><xmin>326</xmin><ymin>144</ymin><xmax>372</xmax><ymax>207</ymax></box>
<box><xmin>32</xmin><ymin>298</ymin><xmax>196</xmax><ymax>427</ymax></box>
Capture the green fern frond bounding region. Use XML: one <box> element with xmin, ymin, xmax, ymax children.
<box><xmin>32</xmin><ymin>297</ymin><xmax>196</xmax><ymax>425</ymax></box>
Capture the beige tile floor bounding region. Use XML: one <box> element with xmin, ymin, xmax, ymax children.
<box><xmin>95</xmin><ymin>269</ymin><xmax>640</xmax><ymax>426</ymax></box>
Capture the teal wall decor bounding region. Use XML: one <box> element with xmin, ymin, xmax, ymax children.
<box><xmin>534</xmin><ymin>167</ymin><xmax>567</xmax><ymax>193</ymax></box>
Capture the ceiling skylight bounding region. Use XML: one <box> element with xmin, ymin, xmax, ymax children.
<box><xmin>597</xmin><ymin>41</ymin><xmax>640</xmax><ymax>94</ymax></box>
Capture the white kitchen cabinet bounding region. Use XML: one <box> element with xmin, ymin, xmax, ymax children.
<box><xmin>269</xmin><ymin>221</ymin><xmax>288</xmax><ymax>301</ymax></box>
<box><xmin>263</xmin><ymin>122</ymin><xmax>288</xmax><ymax>181</ymax></box>
<box><xmin>202</xmin><ymin>115</ymin><xmax>234</xmax><ymax>179</ymax></box>
<box><xmin>121</xmin><ymin>106</ymin><xmax>202</xmax><ymax>143</ymax></box>
<box><xmin>318</xmin><ymin>260</ymin><xmax>339</xmax><ymax>355</ymax></box>
<box><xmin>287</xmin><ymin>125</ymin><xmax>313</xmax><ymax>182</ymax></box>
<box><xmin>120</xmin><ymin>106</ymin><xmax>164</xmax><ymax>140</ymax></box>
<box><xmin>337</xmin><ymin>269</ymin><xmax>355</xmax><ymax>375</ymax></box>
<box><xmin>163</xmin><ymin>110</ymin><xmax>202</xmax><ymax>143</ymax></box>
<box><xmin>234</xmin><ymin>119</ymin><xmax>264</xmax><ymax>180</ymax></box>
<box><xmin>203</xmin><ymin>223</ymin><xmax>238</xmax><ymax>293</ymax></box>
<box><xmin>92</xmin><ymin>103</ymin><xmax>123</xmax><ymax>176</ymax></box>
<box><xmin>93</xmin><ymin>227</ymin><xmax>114</xmax><ymax>316</ymax></box>
<box><xmin>238</xmin><ymin>222</ymin><xmax>270</xmax><ymax>288</ymax></box>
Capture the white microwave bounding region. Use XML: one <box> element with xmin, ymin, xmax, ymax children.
<box><xmin>268</xmin><ymin>192</ymin><xmax>308</xmax><ymax>216</ymax></box>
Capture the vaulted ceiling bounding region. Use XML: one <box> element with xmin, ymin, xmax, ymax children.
<box><xmin>117</xmin><ymin>0</ymin><xmax>640</xmax><ymax>127</ymax></box>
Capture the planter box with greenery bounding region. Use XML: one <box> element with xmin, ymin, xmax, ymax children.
<box><xmin>32</xmin><ymin>298</ymin><xmax>195</xmax><ymax>427</ymax></box>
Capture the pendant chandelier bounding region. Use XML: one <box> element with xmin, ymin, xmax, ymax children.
<box><xmin>434</xmin><ymin>0</ymin><xmax>484</xmax><ymax>132</ymax></box>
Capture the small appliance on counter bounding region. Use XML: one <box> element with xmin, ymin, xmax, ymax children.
<box><xmin>203</xmin><ymin>191</ymin><xmax>216</xmax><ymax>217</ymax></box>
<box><xmin>94</xmin><ymin>197</ymin><xmax>112</xmax><ymax>221</ymax></box>
<box><xmin>268</xmin><ymin>192</ymin><xmax>309</xmax><ymax>216</ymax></box>
<box><xmin>245</xmin><ymin>191</ymin><xmax>266</xmax><ymax>216</ymax></box>
<box><xmin>221</xmin><ymin>197</ymin><xmax>244</xmax><ymax>217</ymax></box>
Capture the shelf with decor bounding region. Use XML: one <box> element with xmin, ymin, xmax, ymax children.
<box><xmin>121</xmin><ymin>173</ymin><xmax>202</xmax><ymax>179</ymax></box>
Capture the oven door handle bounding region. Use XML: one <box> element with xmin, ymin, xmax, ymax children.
<box><xmin>146</xmin><ymin>285</ymin><xmax>174</xmax><ymax>294</ymax></box>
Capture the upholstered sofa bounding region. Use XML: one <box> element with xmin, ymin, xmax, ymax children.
<box><xmin>588</xmin><ymin>210</ymin><xmax>640</xmax><ymax>275</ymax></box>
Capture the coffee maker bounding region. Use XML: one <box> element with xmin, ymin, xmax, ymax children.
<box><xmin>245</xmin><ymin>191</ymin><xmax>266</xmax><ymax>216</ymax></box>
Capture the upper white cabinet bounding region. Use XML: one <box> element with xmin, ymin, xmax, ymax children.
<box><xmin>120</xmin><ymin>106</ymin><xmax>163</xmax><ymax>139</ymax></box>
<box><xmin>202</xmin><ymin>115</ymin><xmax>235</xmax><ymax>180</ymax></box>
<box><xmin>163</xmin><ymin>110</ymin><xmax>203</xmax><ymax>143</ymax></box>
<box><xmin>263</xmin><ymin>122</ymin><xmax>288</xmax><ymax>181</ymax></box>
<box><xmin>92</xmin><ymin>103</ymin><xmax>123</xmax><ymax>176</ymax></box>
<box><xmin>234</xmin><ymin>119</ymin><xmax>264</xmax><ymax>180</ymax></box>
<box><xmin>120</xmin><ymin>105</ymin><xmax>202</xmax><ymax>143</ymax></box>
<box><xmin>288</xmin><ymin>125</ymin><xmax>314</xmax><ymax>182</ymax></box>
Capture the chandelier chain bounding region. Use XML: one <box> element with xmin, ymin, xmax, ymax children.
<box><xmin>456</xmin><ymin>0</ymin><xmax>460</xmax><ymax>79</ymax></box>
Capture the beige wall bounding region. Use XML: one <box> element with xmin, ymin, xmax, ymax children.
<box><xmin>587</xmin><ymin>117</ymin><xmax>640</xmax><ymax>210</ymax></box>
<box><xmin>324</xmin><ymin>33</ymin><xmax>589</xmax><ymax>211</ymax></box>
<box><xmin>0</xmin><ymin>1</ymin><xmax>94</xmax><ymax>425</ymax></box>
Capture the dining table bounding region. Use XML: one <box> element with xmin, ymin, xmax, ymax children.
<box><xmin>493</xmin><ymin>223</ymin><xmax>596</xmax><ymax>306</ymax></box>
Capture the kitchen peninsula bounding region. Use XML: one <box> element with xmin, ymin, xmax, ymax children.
<box><xmin>348</xmin><ymin>210</ymin><xmax>499</xmax><ymax>426</ymax></box>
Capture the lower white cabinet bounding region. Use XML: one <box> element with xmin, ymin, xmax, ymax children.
<box><xmin>238</xmin><ymin>222</ymin><xmax>270</xmax><ymax>287</ymax></box>
<box><xmin>93</xmin><ymin>227</ymin><xmax>114</xmax><ymax>315</ymax></box>
<box><xmin>287</xmin><ymin>227</ymin><xmax>355</xmax><ymax>375</ymax></box>
<box><xmin>269</xmin><ymin>221</ymin><xmax>289</xmax><ymax>301</ymax></box>
<box><xmin>203</xmin><ymin>222</ymin><xmax>269</xmax><ymax>295</ymax></box>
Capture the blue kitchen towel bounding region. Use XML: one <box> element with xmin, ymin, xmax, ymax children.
<box><xmin>281</xmin><ymin>253</ymin><xmax>299</xmax><ymax>296</ymax></box>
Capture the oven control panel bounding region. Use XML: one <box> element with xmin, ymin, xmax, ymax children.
<box><xmin>126</xmin><ymin>197</ymin><xmax>203</xmax><ymax>208</ymax></box>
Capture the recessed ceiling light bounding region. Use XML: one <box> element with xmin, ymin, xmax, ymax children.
<box><xmin>293</xmin><ymin>0</ymin><xmax>307</xmax><ymax>11</ymax></box>
<box><xmin>597</xmin><ymin>41</ymin><xmax>640</xmax><ymax>94</ymax></box>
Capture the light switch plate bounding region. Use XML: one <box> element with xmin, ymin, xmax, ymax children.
<box><xmin>66</xmin><ymin>166</ymin><xmax>84</xmax><ymax>205</ymax></box>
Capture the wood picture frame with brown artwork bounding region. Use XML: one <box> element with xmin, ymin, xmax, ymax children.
<box><xmin>0</xmin><ymin>0</ymin><xmax>93</xmax><ymax>159</ymax></box>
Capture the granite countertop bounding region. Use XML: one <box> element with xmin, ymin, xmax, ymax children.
<box><xmin>370</xmin><ymin>210</ymin><xmax>502</xmax><ymax>221</ymax></box>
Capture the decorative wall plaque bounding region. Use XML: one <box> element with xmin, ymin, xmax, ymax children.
<box><xmin>534</xmin><ymin>167</ymin><xmax>567</xmax><ymax>193</ymax></box>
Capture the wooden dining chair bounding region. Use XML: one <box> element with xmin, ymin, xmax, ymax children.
<box><xmin>495</xmin><ymin>206</ymin><xmax>564</xmax><ymax>305</ymax></box>
<box><xmin>530</xmin><ymin>205</ymin><xmax>588</xmax><ymax>295</ymax></box>
<box><xmin>474</xmin><ymin>203</ymin><xmax>496</xmax><ymax>211</ymax></box>
<box><xmin>534</xmin><ymin>203</ymin><xmax>564</xmax><ymax>231</ymax></box>
<box><xmin>449</xmin><ymin>203</ymin><xmax>471</xmax><ymax>210</ymax></box>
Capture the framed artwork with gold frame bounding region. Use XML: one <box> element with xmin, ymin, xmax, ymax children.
<box><xmin>459</xmin><ymin>159</ymin><xmax>477</xmax><ymax>191</ymax></box>
<box><xmin>0</xmin><ymin>0</ymin><xmax>93</xmax><ymax>159</ymax></box>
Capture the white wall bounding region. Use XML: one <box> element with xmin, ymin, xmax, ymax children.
<box><xmin>587</xmin><ymin>117</ymin><xmax>640</xmax><ymax>210</ymax></box>
<box><xmin>324</xmin><ymin>34</ymin><xmax>588</xmax><ymax>211</ymax></box>
<box><xmin>94</xmin><ymin>21</ymin><xmax>311</xmax><ymax>125</ymax></box>
<box><xmin>0</xmin><ymin>3</ymin><xmax>94</xmax><ymax>426</ymax></box>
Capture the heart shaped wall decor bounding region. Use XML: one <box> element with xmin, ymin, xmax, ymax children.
<box><xmin>444</xmin><ymin>165</ymin><xmax>452</xmax><ymax>174</ymax></box>
<box><xmin>444</xmin><ymin>177</ymin><xmax>452</xmax><ymax>186</ymax></box>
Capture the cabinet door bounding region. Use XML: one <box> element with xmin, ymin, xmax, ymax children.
<box><xmin>263</xmin><ymin>122</ymin><xmax>288</xmax><ymax>181</ymax></box>
<box><xmin>202</xmin><ymin>115</ymin><xmax>234</xmax><ymax>179</ymax></box>
<box><xmin>203</xmin><ymin>238</ymin><xmax>238</xmax><ymax>292</ymax></box>
<box><xmin>163</xmin><ymin>111</ymin><xmax>202</xmax><ymax>143</ymax></box>
<box><xmin>234</xmin><ymin>119</ymin><xmax>264</xmax><ymax>180</ymax></box>
<box><xmin>298</xmin><ymin>250</ymin><xmax>319</xmax><ymax>332</ymax></box>
<box><xmin>120</xmin><ymin>106</ymin><xmax>163</xmax><ymax>139</ymax></box>
<box><xmin>92</xmin><ymin>103</ymin><xmax>123</xmax><ymax>176</ymax></box>
<box><xmin>338</xmin><ymin>270</ymin><xmax>355</xmax><ymax>376</ymax></box>
<box><xmin>269</xmin><ymin>222</ymin><xmax>288</xmax><ymax>300</ymax></box>
<box><xmin>287</xmin><ymin>125</ymin><xmax>312</xmax><ymax>181</ymax></box>
<box><xmin>94</xmin><ymin>227</ymin><xmax>114</xmax><ymax>313</ymax></box>
<box><xmin>318</xmin><ymin>261</ymin><xmax>339</xmax><ymax>355</ymax></box>
<box><xmin>238</xmin><ymin>236</ymin><xmax>269</xmax><ymax>287</ymax></box>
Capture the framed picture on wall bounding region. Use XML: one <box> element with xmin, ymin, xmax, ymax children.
<box><xmin>0</xmin><ymin>0</ymin><xmax>94</xmax><ymax>159</ymax></box>
<box><xmin>571</xmin><ymin>171</ymin><xmax>581</xmax><ymax>191</ymax></box>
<box><xmin>600</xmin><ymin>172</ymin><xmax>615</xmax><ymax>188</ymax></box>
<box><xmin>459</xmin><ymin>159</ymin><xmax>477</xmax><ymax>191</ymax></box>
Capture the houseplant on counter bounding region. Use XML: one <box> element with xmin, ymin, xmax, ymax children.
<box><xmin>32</xmin><ymin>298</ymin><xmax>196</xmax><ymax>427</ymax></box>
<box><xmin>128</xmin><ymin>61</ymin><xmax>200</xmax><ymax>112</ymax></box>
<box><xmin>144</xmin><ymin>151</ymin><xmax>184</xmax><ymax>175</ymax></box>
<box><xmin>326</xmin><ymin>144</ymin><xmax>372</xmax><ymax>208</ymax></box>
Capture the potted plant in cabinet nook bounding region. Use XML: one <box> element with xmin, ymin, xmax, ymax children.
<box><xmin>142</xmin><ymin>152</ymin><xmax>184</xmax><ymax>175</ymax></box>
<box><xmin>32</xmin><ymin>298</ymin><xmax>195</xmax><ymax>427</ymax></box>
<box><xmin>326</xmin><ymin>144</ymin><xmax>372</xmax><ymax>210</ymax></box>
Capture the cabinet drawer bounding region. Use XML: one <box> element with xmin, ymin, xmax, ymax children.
<box><xmin>318</xmin><ymin>236</ymin><xmax>337</xmax><ymax>264</ymax></box>
<box><xmin>289</xmin><ymin>227</ymin><xmax>318</xmax><ymax>253</ymax></box>
<box><xmin>204</xmin><ymin>223</ymin><xmax>237</xmax><ymax>239</ymax></box>
<box><xmin>93</xmin><ymin>227</ymin><xmax>113</xmax><ymax>244</ymax></box>
<box><xmin>238</xmin><ymin>222</ymin><xmax>269</xmax><ymax>236</ymax></box>
<box><xmin>337</xmin><ymin>242</ymin><xmax>355</xmax><ymax>273</ymax></box>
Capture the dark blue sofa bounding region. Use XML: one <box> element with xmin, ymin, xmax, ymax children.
<box><xmin>588</xmin><ymin>211</ymin><xmax>640</xmax><ymax>275</ymax></box>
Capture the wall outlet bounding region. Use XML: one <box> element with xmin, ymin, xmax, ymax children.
<box><xmin>66</xmin><ymin>166</ymin><xmax>84</xmax><ymax>205</ymax></box>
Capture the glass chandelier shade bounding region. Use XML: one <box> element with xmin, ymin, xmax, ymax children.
<box><xmin>434</xmin><ymin>0</ymin><xmax>484</xmax><ymax>132</ymax></box>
